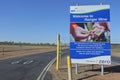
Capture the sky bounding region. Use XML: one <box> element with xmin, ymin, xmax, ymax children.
<box><xmin>0</xmin><ymin>0</ymin><xmax>120</xmax><ymax>44</ymax></box>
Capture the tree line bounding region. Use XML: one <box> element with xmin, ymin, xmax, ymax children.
<box><xmin>0</xmin><ymin>41</ymin><xmax>56</xmax><ymax>46</ymax></box>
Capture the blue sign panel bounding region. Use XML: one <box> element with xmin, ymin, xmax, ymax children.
<box><xmin>70</xmin><ymin>5</ymin><xmax>111</xmax><ymax>65</ymax></box>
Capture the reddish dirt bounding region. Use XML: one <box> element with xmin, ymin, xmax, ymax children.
<box><xmin>0</xmin><ymin>45</ymin><xmax>56</xmax><ymax>60</ymax></box>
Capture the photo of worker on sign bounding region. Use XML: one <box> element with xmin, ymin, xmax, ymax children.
<box><xmin>70</xmin><ymin>22</ymin><xmax>110</xmax><ymax>42</ymax></box>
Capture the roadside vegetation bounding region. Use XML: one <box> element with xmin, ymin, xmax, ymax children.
<box><xmin>0</xmin><ymin>41</ymin><xmax>56</xmax><ymax>46</ymax></box>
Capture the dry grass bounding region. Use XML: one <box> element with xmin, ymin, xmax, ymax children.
<box><xmin>0</xmin><ymin>45</ymin><xmax>56</xmax><ymax>60</ymax></box>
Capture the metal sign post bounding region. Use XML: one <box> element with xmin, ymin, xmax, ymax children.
<box><xmin>101</xmin><ymin>65</ymin><xmax>104</xmax><ymax>75</ymax></box>
<box><xmin>76</xmin><ymin>64</ymin><xmax>78</xmax><ymax>74</ymax></box>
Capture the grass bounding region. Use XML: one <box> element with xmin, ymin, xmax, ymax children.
<box><xmin>0</xmin><ymin>45</ymin><xmax>56</xmax><ymax>60</ymax></box>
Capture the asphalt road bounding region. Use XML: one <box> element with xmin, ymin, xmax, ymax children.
<box><xmin>0</xmin><ymin>50</ymin><xmax>57</xmax><ymax>80</ymax></box>
<box><xmin>111</xmin><ymin>56</ymin><xmax>120</xmax><ymax>65</ymax></box>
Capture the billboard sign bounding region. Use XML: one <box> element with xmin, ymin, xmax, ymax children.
<box><xmin>70</xmin><ymin>5</ymin><xmax>111</xmax><ymax>65</ymax></box>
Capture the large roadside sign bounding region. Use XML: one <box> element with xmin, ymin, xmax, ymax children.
<box><xmin>70</xmin><ymin>5</ymin><xmax>111</xmax><ymax>65</ymax></box>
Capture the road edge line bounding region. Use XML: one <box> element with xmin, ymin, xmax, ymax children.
<box><xmin>36</xmin><ymin>58</ymin><xmax>56</xmax><ymax>80</ymax></box>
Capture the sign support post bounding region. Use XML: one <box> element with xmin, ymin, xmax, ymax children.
<box><xmin>76</xmin><ymin>64</ymin><xmax>78</xmax><ymax>74</ymax></box>
<box><xmin>101</xmin><ymin>65</ymin><xmax>104</xmax><ymax>75</ymax></box>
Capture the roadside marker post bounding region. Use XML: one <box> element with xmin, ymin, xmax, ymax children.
<box><xmin>67</xmin><ymin>56</ymin><xmax>72</xmax><ymax>80</ymax></box>
<box><xmin>56</xmin><ymin>34</ymin><xmax>61</xmax><ymax>70</ymax></box>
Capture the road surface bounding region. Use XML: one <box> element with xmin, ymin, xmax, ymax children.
<box><xmin>111</xmin><ymin>56</ymin><xmax>120</xmax><ymax>65</ymax></box>
<box><xmin>0</xmin><ymin>50</ymin><xmax>58</xmax><ymax>80</ymax></box>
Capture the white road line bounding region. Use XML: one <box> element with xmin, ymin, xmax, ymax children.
<box><xmin>36</xmin><ymin>51</ymin><xmax>65</xmax><ymax>80</ymax></box>
<box><xmin>23</xmin><ymin>60</ymin><xmax>34</xmax><ymax>64</ymax></box>
<box><xmin>36</xmin><ymin>58</ymin><xmax>56</xmax><ymax>80</ymax></box>
<box><xmin>41</xmin><ymin>58</ymin><xmax>56</xmax><ymax>80</ymax></box>
<box><xmin>11</xmin><ymin>61</ymin><xmax>20</xmax><ymax>64</ymax></box>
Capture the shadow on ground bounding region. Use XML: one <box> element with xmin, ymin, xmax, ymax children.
<box><xmin>93</xmin><ymin>65</ymin><xmax>120</xmax><ymax>73</ymax></box>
